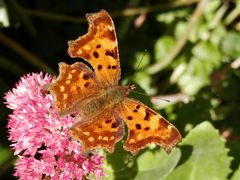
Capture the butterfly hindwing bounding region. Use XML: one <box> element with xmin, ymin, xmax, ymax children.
<box><xmin>69</xmin><ymin>108</ymin><xmax>124</xmax><ymax>153</ymax></box>
<box><xmin>118</xmin><ymin>98</ymin><xmax>182</xmax><ymax>154</ymax></box>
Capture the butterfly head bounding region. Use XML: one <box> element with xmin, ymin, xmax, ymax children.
<box><xmin>124</xmin><ymin>85</ymin><xmax>136</xmax><ymax>95</ymax></box>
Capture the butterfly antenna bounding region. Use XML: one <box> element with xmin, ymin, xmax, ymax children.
<box><xmin>132</xmin><ymin>90</ymin><xmax>171</xmax><ymax>103</ymax></box>
<box><xmin>125</xmin><ymin>49</ymin><xmax>147</xmax><ymax>87</ymax></box>
<box><xmin>136</xmin><ymin>49</ymin><xmax>148</xmax><ymax>70</ymax></box>
<box><xmin>157</xmin><ymin>98</ymin><xmax>171</xmax><ymax>103</ymax></box>
<box><xmin>131</xmin><ymin>53</ymin><xmax>171</xmax><ymax>103</ymax></box>
<box><xmin>131</xmin><ymin>90</ymin><xmax>148</xmax><ymax>97</ymax></box>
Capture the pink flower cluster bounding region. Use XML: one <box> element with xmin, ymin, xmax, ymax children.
<box><xmin>4</xmin><ymin>73</ymin><xmax>106</xmax><ymax>180</ymax></box>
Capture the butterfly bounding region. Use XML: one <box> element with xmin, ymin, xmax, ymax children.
<box><xmin>49</xmin><ymin>9</ymin><xmax>181</xmax><ymax>154</ymax></box>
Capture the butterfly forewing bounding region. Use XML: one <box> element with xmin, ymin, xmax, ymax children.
<box><xmin>118</xmin><ymin>98</ymin><xmax>181</xmax><ymax>154</ymax></box>
<box><xmin>49</xmin><ymin>62</ymin><xmax>99</xmax><ymax>116</ymax></box>
<box><xmin>68</xmin><ymin>10</ymin><xmax>121</xmax><ymax>86</ymax></box>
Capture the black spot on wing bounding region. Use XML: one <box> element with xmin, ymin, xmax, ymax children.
<box><xmin>127</xmin><ymin>116</ymin><xmax>133</xmax><ymax>120</ymax></box>
<box><xmin>93</xmin><ymin>51</ymin><xmax>99</xmax><ymax>58</ymax></box>
<box><xmin>144</xmin><ymin>109</ymin><xmax>152</xmax><ymax>121</ymax></box>
<box><xmin>105</xmin><ymin>48</ymin><xmax>117</xmax><ymax>59</ymax></box>
<box><xmin>84</xmin><ymin>82</ymin><xmax>90</xmax><ymax>88</ymax></box>
<box><xmin>83</xmin><ymin>74</ymin><xmax>89</xmax><ymax>80</ymax></box>
<box><xmin>97</xmin><ymin>64</ymin><xmax>103</xmax><ymax>70</ymax></box>
<box><xmin>135</xmin><ymin>124</ymin><xmax>141</xmax><ymax>130</ymax></box>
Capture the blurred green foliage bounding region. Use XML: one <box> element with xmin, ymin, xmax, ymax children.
<box><xmin>1</xmin><ymin>0</ymin><xmax>240</xmax><ymax>179</ymax></box>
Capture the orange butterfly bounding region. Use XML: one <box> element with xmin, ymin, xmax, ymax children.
<box><xmin>49</xmin><ymin>9</ymin><xmax>181</xmax><ymax>154</ymax></box>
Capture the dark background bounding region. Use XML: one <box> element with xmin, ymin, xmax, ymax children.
<box><xmin>1</xmin><ymin>0</ymin><xmax>240</xmax><ymax>179</ymax></box>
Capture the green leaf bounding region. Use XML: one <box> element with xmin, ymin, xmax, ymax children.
<box><xmin>222</xmin><ymin>32</ymin><xmax>240</xmax><ymax>58</ymax></box>
<box><xmin>192</xmin><ymin>41</ymin><xmax>221</xmax><ymax>65</ymax></box>
<box><xmin>177</xmin><ymin>41</ymin><xmax>222</xmax><ymax>95</ymax></box>
<box><xmin>132</xmin><ymin>71</ymin><xmax>156</xmax><ymax>95</ymax></box>
<box><xmin>0</xmin><ymin>2</ymin><xmax>10</xmax><ymax>27</ymax></box>
<box><xmin>154</xmin><ymin>36</ymin><xmax>175</xmax><ymax>61</ymax></box>
<box><xmin>177</xmin><ymin>57</ymin><xmax>210</xmax><ymax>95</ymax></box>
<box><xmin>210</xmin><ymin>24</ymin><xmax>226</xmax><ymax>47</ymax></box>
<box><xmin>175</xmin><ymin>21</ymin><xmax>208</xmax><ymax>43</ymax></box>
<box><xmin>133</xmin><ymin>51</ymin><xmax>151</xmax><ymax>70</ymax></box>
<box><xmin>174</xmin><ymin>21</ymin><xmax>187</xmax><ymax>39</ymax></box>
<box><xmin>231</xmin><ymin>165</ymin><xmax>240</xmax><ymax>180</ymax></box>
<box><xmin>203</xmin><ymin>0</ymin><xmax>221</xmax><ymax>22</ymax></box>
<box><xmin>104</xmin><ymin>142</ymin><xmax>138</xmax><ymax>180</ymax></box>
<box><xmin>135</xmin><ymin>148</ymin><xmax>181</xmax><ymax>180</ymax></box>
<box><xmin>166</xmin><ymin>121</ymin><xmax>232</xmax><ymax>180</ymax></box>
<box><xmin>0</xmin><ymin>148</ymin><xmax>12</xmax><ymax>165</ymax></box>
<box><xmin>156</xmin><ymin>9</ymin><xmax>189</xmax><ymax>24</ymax></box>
<box><xmin>104</xmin><ymin>147</ymin><xmax>181</xmax><ymax>180</ymax></box>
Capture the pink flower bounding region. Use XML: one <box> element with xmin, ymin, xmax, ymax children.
<box><xmin>4</xmin><ymin>72</ymin><xmax>106</xmax><ymax>180</ymax></box>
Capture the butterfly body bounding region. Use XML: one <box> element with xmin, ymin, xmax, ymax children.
<box><xmin>79</xmin><ymin>85</ymin><xmax>130</xmax><ymax>118</ymax></box>
<box><xmin>49</xmin><ymin>9</ymin><xmax>181</xmax><ymax>154</ymax></box>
